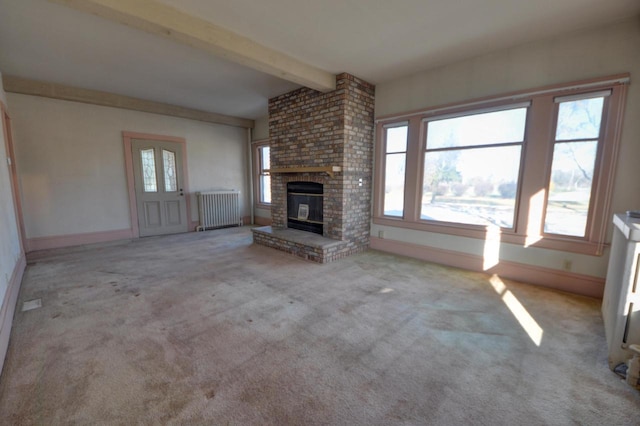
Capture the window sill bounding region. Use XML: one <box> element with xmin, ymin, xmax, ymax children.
<box><xmin>372</xmin><ymin>216</ymin><xmax>607</xmax><ymax>256</ymax></box>
<box><xmin>255</xmin><ymin>203</ymin><xmax>272</xmax><ymax>210</ymax></box>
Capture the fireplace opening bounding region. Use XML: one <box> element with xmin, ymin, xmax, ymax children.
<box><xmin>287</xmin><ymin>182</ymin><xmax>323</xmax><ymax>235</ymax></box>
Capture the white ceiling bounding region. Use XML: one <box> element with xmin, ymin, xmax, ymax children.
<box><xmin>0</xmin><ymin>0</ymin><xmax>639</xmax><ymax>120</ymax></box>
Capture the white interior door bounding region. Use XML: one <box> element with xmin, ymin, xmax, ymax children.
<box><xmin>132</xmin><ymin>139</ymin><xmax>188</xmax><ymax>237</ymax></box>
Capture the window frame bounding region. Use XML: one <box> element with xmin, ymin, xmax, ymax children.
<box><xmin>373</xmin><ymin>74</ymin><xmax>629</xmax><ymax>255</ymax></box>
<box><xmin>380</xmin><ymin>122</ymin><xmax>409</xmax><ymax>219</ymax></box>
<box><xmin>418</xmin><ymin>103</ymin><xmax>530</xmax><ymax>231</ymax></box>
<box><xmin>540</xmin><ymin>92</ymin><xmax>611</xmax><ymax>240</ymax></box>
<box><xmin>253</xmin><ymin>140</ymin><xmax>271</xmax><ymax>209</ymax></box>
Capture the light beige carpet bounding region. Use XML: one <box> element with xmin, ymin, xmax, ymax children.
<box><xmin>0</xmin><ymin>226</ymin><xmax>638</xmax><ymax>425</ymax></box>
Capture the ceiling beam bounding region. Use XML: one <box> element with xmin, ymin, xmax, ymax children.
<box><xmin>49</xmin><ymin>0</ymin><xmax>337</xmax><ymax>92</ymax></box>
<box><xmin>2</xmin><ymin>75</ymin><xmax>255</xmax><ymax>128</ymax></box>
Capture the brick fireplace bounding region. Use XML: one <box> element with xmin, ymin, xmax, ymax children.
<box><xmin>252</xmin><ymin>73</ymin><xmax>375</xmax><ymax>263</ymax></box>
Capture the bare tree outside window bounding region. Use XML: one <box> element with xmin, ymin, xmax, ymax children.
<box><xmin>421</xmin><ymin>107</ymin><xmax>526</xmax><ymax>228</ymax></box>
<box><xmin>544</xmin><ymin>96</ymin><xmax>605</xmax><ymax>236</ymax></box>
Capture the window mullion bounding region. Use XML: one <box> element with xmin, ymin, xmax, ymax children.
<box><xmin>404</xmin><ymin>117</ymin><xmax>422</xmax><ymax>222</ymax></box>
<box><xmin>515</xmin><ymin>96</ymin><xmax>555</xmax><ymax>238</ymax></box>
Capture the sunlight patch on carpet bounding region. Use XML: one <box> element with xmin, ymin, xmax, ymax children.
<box><xmin>490</xmin><ymin>274</ymin><xmax>543</xmax><ymax>346</ymax></box>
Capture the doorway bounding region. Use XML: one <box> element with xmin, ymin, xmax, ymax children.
<box><xmin>123</xmin><ymin>132</ymin><xmax>191</xmax><ymax>237</ymax></box>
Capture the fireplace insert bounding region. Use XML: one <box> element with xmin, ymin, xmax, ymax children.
<box><xmin>287</xmin><ymin>182</ymin><xmax>323</xmax><ymax>235</ymax></box>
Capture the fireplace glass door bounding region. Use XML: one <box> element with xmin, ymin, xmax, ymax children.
<box><xmin>287</xmin><ymin>182</ymin><xmax>323</xmax><ymax>235</ymax></box>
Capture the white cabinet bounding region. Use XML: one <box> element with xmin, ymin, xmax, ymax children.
<box><xmin>602</xmin><ymin>214</ymin><xmax>640</xmax><ymax>369</ymax></box>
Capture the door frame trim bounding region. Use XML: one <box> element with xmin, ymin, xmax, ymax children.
<box><xmin>122</xmin><ymin>131</ymin><xmax>192</xmax><ymax>237</ymax></box>
<box><xmin>1</xmin><ymin>101</ymin><xmax>27</xmax><ymax>252</ymax></box>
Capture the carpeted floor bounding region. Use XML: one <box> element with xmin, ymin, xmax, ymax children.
<box><xmin>0</xmin><ymin>226</ymin><xmax>638</xmax><ymax>425</ymax></box>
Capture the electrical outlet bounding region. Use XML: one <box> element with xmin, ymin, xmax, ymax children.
<box><xmin>378</xmin><ymin>230</ymin><xmax>385</xmax><ymax>239</ymax></box>
<box><xmin>563</xmin><ymin>259</ymin><xmax>572</xmax><ymax>271</ymax></box>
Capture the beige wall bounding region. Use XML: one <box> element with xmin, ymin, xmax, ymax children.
<box><xmin>8</xmin><ymin>93</ymin><xmax>249</xmax><ymax>240</ymax></box>
<box><xmin>252</xmin><ymin>115</ymin><xmax>269</xmax><ymax>141</ymax></box>
<box><xmin>373</xmin><ymin>17</ymin><xmax>640</xmax><ymax>279</ymax></box>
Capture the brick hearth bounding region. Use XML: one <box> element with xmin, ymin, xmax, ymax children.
<box><xmin>252</xmin><ymin>73</ymin><xmax>375</xmax><ymax>263</ymax></box>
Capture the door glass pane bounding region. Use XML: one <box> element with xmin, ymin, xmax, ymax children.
<box><xmin>555</xmin><ymin>97</ymin><xmax>604</xmax><ymax>140</ymax></box>
<box><xmin>163</xmin><ymin>149</ymin><xmax>177</xmax><ymax>192</ymax></box>
<box><xmin>421</xmin><ymin>145</ymin><xmax>521</xmax><ymax>228</ymax></box>
<box><xmin>141</xmin><ymin>148</ymin><xmax>157</xmax><ymax>193</ymax></box>
<box><xmin>427</xmin><ymin>108</ymin><xmax>527</xmax><ymax>149</ymax></box>
<box><xmin>544</xmin><ymin>141</ymin><xmax>598</xmax><ymax>236</ymax></box>
<box><xmin>384</xmin><ymin>152</ymin><xmax>406</xmax><ymax>217</ymax></box>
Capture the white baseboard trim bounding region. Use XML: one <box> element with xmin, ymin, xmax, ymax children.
<box><xmin>27</xmin><ymin>228</ymin><xmax>134</xmax><ymax>252</ymax></box>
<box><xmin>370</xmin><ymin>237</ymin><xmax>605</xmax><ymax>298</ymax></box>
<box><xmin>0</xmin><ymin>253</ymin><xmax>26</xmax><ymax>375</ymax></box>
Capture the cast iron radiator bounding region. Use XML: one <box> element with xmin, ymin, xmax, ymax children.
<box><xmin>196</xmin><ymin>191</ymin><xmax>242</xmax><ymax>231</ymax></box>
